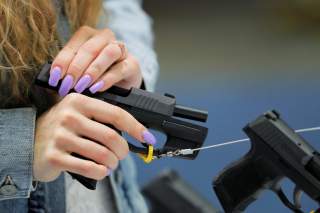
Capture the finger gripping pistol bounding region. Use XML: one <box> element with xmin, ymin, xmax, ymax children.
<box><xmin>35</xmin><ymin>62</ymin><xmax>208</xmax><ymax>190</ymax></box>
<box><xmin>213</xmin><ymin>110</ymin><xmax>320</xmax><ymax>213</ymax></box>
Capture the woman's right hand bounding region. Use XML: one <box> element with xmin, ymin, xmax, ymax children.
<box><xmin>33</xmin><ymin>93</ymin><xmax>156</xmax><ymax>182</ymax></box>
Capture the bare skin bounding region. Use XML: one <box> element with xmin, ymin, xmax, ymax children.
<box><xmin>51</xmin><ymin>26</ymin><xmax>142</xmax><ymax>92</ymax></box>
<box><xmin>34</xmin><ymin>26</ymin><xmax>149</xmax><ymax>182</ymax></box>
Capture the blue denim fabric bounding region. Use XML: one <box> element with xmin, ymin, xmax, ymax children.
<box><xmin>0</xmin><ymin>108</ymin><xmax>36</xmax><ymax>201</ymax></box>
<box><xmin>0</xmin><ymin>198</ymin><xmax>28</xmax><ymax>213</ymax></box>
<box><xmin>0</xmin><ymin>174</ymin><xmax>65</xmax><ymax>213</ymax></box>
<box><xmin>111</xmin><ymin>155</ymin><xmax>148</xmax><ymax>213</ymax></box>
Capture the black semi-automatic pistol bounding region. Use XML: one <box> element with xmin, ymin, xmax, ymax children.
<box><xmin>35</xmin><ymin>62</ymin><xmax>208</xmax><ymax>190</ymax></box>
<box><xmin>213</xmin><ymin>110</ymin><xmax>320</xmax><ymax>213</ymax></box>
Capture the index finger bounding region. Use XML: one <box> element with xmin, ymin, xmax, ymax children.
<box><xmin>79</xmin><ymin>95</ymin><xmax>156</xmax><ymax>145</ymax></box>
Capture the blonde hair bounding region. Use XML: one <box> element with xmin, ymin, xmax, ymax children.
<box><xmin>0</xmin><ymin>0</ymin><xmax>102</xmax><ymax>105</ymax></box>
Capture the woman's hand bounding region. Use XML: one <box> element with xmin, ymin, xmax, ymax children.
<box><xmin>33</xmin><ymin>93</ymin><xmax>156</xmax><ymax>182</ymax></box>
<box><xmin>48</xmin><ymin>26</ymin><xmax>142</xmax><ymax>96</ymax></box>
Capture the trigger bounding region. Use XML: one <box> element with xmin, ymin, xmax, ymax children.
<box><xmin>293</xmin><ymin>186</ymin><xmax>303</xmax><ymax>209</ymax></box>
<box><xmin>274</xmin><ymin>187</ymin><xmax>304</xmax><ymax>213</ymax></box>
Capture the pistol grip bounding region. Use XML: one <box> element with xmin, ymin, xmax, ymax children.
<box><xmin>68</xmin><ymin>172</ymin><xmax>97</xmax><ymax>190</ymax></box>
<box><xmin>68</xmin><ymin>153</ymin><xmax>97</xmax><ymax>190</ymax></box>
<box><xmin>213</xmin><ymin>147</ymin><xmax>280</xmax><ymax>213</ymax></box>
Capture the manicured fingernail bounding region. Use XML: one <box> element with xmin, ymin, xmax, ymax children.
<box><xmin>49</xmin><ymin>67</ymin><xmax>62</xmax><ymax>87</ymax></box>
<box><xmin>59</xmin><ymin>75</ymin><xmax>74</xmax><ymax>97</ymax></box>
<box><xmin>107</xmin><ymin>169</ymin><xmax>113</xmax><ymax>176</ymax></box>
<box><xmin>74</xmin><ymin>75</ymin><xmax>92</xmax><ymax>93</ymax></box>
<box><xmin>89</xmin><ymin>81</ymin><xmax>104</xmax><ymax>94</ymax></box>
<box><xmin>142</xmin><ymin>130</ymin><xmax>157</xmax><ymax>145</ymax></box>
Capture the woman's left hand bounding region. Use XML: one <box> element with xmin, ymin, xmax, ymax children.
<box><xmin>48</xmin><ymin>26</ymin><xmax>142</xmax><ymax>96</ymax></box>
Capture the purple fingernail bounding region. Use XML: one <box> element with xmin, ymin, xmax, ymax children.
<box><xmin>49</xmin><ymin>67</ymin><xmax>62</xmax><ymax>87</ymax></box>
<box><xmin>142</xmin><ymin>130</ymin><xmax>157</xmax><ymax>145</ymax></box>
<box><xmin>59</xmin><ymin>75</ymin><xmax>74</xmax><ymax>97</ymax></box>
<box><xmin>89</xmin><ymin>81</ymin><xmax>104</xmax><ymax>94</ymax></box>
<box><xmin>74</xmin><ymin>75</ymin><xmax>92</xmax><ymax>93</ymax></box>
<box><xmin>107</xmin><ymin>169</ymin><xmax>113</xmax><ymax>176</ymax></box>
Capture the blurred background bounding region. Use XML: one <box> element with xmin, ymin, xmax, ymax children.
<box><xmin>134</xmin><ymin>1</ymin><xmax>320</xmax><ymax>212</ymax></box>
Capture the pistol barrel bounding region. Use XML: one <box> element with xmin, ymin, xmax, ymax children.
<box><xmin>173</xmin><ymin>105</ymin><xmax>208</xmax><ymax>122</ymax></box>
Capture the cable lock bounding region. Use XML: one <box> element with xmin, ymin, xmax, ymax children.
<box><xmin>138</xmin><ymin>145</ymin><xmax>154</xmax><ymax>164</ymax></box>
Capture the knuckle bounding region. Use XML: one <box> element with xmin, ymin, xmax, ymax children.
<box><xmin>113</xmin><ymin>106</ymin><xmax>126</xmax><ymax>120</ymax></box>
<box><xmin>46</xmin><ymin>151</ymin><xmax>60</xmax><ymax>166</ymax></box>
<box><xmin>61</xmin><ymin>46</ymin><xmax>77</xmax><ymax>57</ymax></box>
<box><xmin>105</xmin><ymin>46</ymin><xmax>121</xmax><ymax>60</ymax></box>
<box><xmin>99</xmin><ymin>149</ymin><xmax>109</xmax><ymax>161</ymax></box>
<box><xmin>53</xmin><ymin>129</ymin><xmax>67</xmax><ymax>145</ymax></box>
<box><xmin>53</xmin><ymin>55</ymin><xmax>68</xmax><ymax>67</ymax></box>
<box><xmin>118</xmin><ymin>144</ymin><xmax>129</xmax><ymax>160</ymax></box>
<box><xmin>79</xmin><ymin>45</ymin><xmax>100</xmax><ymax>58</ymax></box>
<box><xmin>104</xmin><ymin>130</ymin><xmax>119</xmax><ymax>143</ymax></box>
<box><xmin>64</xmin><ymin>93</ymin><xmax>84</xmax><ymax>105</ymax></box>
<box><xmin>59</xmin><ymin>110</ymin><xmax>78</xmax><ymax>127</ymax></box>
<box><xmin>68</xmin><ymin>63</ymin><xmax>84</xmax><ymax>74</ymax></box>
<box><xmin>79</xmin><ymin>25</ymin><xmax>92</xmax><ymax>33</ymax></box>
<box><xmin>112</xmin><ymin>115</ymin><xmax>122</xmax><ymax>128</ymax></box>
<box><xmin>80</xmin><ymin>161</ymin><xmax>93</xmax><ymax>176</ymax></box>
<box><xmin>89</xmin><ymin>63</ymin><xmax>103</xmax><ymax>74</ymax></box>
<box><xmin>55</xmin><ymin>138</ymin><xmax>66</xmax><ymax>149</ymax></box>
<box><xmin>102</xmin><ymin>28</ymin><xmax>115</xmax><ymax>38</ymax></box>
<box><xmin>122</xmin><ymin>59</ymin><xmax>130</xmax><ymax>69</ymax></box>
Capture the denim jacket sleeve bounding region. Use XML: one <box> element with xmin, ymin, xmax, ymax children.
<box><xmin>101</xmin><ymin>0</ymin><xmax>159</xmax><ymax>92</ymax></box>
<box><xmin>0</xmin><ymin>108</ymin><xmax>36</xmax><ymax>200</ymax></box>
